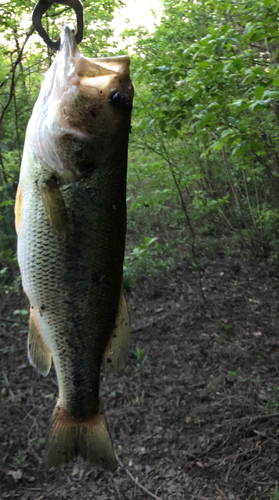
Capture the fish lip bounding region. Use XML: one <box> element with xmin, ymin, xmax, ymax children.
<box><xmin>60</xmin><ymin>25</ymin><xmax>78</xmax><ymax>55</ymax></box>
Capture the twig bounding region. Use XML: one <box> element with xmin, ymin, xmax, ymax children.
<box><xmin>0</xmin><ymin>26</ymin><xmax>34</xmax><ymax>126</ymax></box>
<box><xmin>215</xmin><ymin>484</ymin><xmax>227</xmax><ymax>499</ymax></box>
<box><xmin>47</xmin><ymin>6</ymin><xmax>70</xmax><ymax>18</ymax></box>
<box><xmin>117</xmin><ymin>457</ymin><xmax>162</xmax><ymax>500</ymax></box>
<box><xmin>244</xmin><ymin>473</ymin><xmax>274</xmax><ymax>487</ymax></box>
<box><xmin>212</xmin><ymin>412</ymin><xmax>279</xmax><ymax>430</ymax></box>
<box><xmin>113</xmin><ymin>479</ymin><xmax>122</xmax><ymax>500</ymax></box>
<box><xmin>0</xmin><ymin>317</ymin><xmax>18</xmax><ymax>324</ymax></box>
<box><xmin>254</xmin><ymin>429</ymin><xmax>279</xmax><ymax>444</ymax></box>
<box><xmin>247</xmin><ymin>412</ymin><xmax>279</xmax><ymax>423</ymax></box>
<box><xmin>0</xmin><ymin>317</ymin><xmax>28</xmax><ymax>325</ymax></box>
<box><xmin>137</xmin><ymin>133</ymin><xmax>205</xmax><ymax>304</ymax></box>
<box><xmin>160</xmin><ymin>140</ymin><xmax>205</xmax><ymax>304</ymax></box>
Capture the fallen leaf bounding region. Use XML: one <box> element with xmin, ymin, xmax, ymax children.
<box><xmin>10</xmin><ymin>469</ymin><xmax>22</xmax><ymax>481</ymax></box>
<box><xmin>72</xmin><ymin>464</ymin><xmax>79</xmax><ymax>476</ymax></box>
<box><xmin>145</xmin><ymin>465</ymin><xmax>152</xmax><ymax>474</ymax></box>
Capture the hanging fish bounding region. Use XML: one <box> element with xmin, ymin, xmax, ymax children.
<box><xmin>15</xmin><ymin>25</ymin><xmax>133</xmax><ymax>470</ymax></box>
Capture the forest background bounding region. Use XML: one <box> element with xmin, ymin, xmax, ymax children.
<box><xmin>1</xmin><ymin>0</ymin><xmax>279</xmax><ymax>294</ymax></box>
<box><xmin>1</xmin><ymin>1</ymin><xmax>279</xmax><ymax>499</ymax></box>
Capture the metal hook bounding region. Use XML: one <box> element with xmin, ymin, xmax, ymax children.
<box><xmin>32</xmin><ymin>0</ymin><xmax>84</xmax><ymax>51</ymax></box>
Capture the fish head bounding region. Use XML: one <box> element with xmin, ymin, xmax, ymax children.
<box><xmin>69</xmin><ymin>55</ymin><xmax>134</xmax><ymax>140</ymax></box>
<box><xmin>56</xmin><ymin>26</ymin><xmax>134</xmax><ymax>141</ymax></box>
<box><xmin>27</xmin><ymin>26</ymin><xmax>134</xmax><ymax>181</ymax></box>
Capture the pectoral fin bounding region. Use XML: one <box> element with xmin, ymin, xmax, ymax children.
<box><xmin>28</xmin><ymin>308</ymin><xmax>52</xmax><ymax>377</ymax></box>
<box><xmin>39</xmin><ymin>178</ymin><xmax>67</xmax><ymax>232</ymax></box>
<box><xmin>15</xmin><ymin>181</ymin><xmax>22</xmax><ymax>235</ymax></box>
<box><xmin>103</xmin><ymin>288</ymin><xmax>130</xmax><ymax>375</ymax></box>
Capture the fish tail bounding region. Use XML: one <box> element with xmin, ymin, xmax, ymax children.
<box><xmin>46</xmin><ymin>401</ymin><xmax>118</xmax><ymax>471</ymax></box>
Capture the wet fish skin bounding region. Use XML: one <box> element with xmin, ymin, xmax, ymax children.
<box><xmin>15</xmin><ymin>26</ymin><xmax>133</xmax><ymax>470</ymax></box>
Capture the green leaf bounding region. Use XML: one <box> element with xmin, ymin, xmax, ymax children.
<box><xmin>250</xmin><ymin>140</ymin><xmax>264</xmax><ymax>153</ymax></box>
<box><xmin>249</xmin><ymin>101</ymin><xmax>264</xmax><ymax>111</ymax></box>
<box><xmin>243</xmin><ymin>23</ymin><xmax>254</xmax><ymax>38</ymax></box>
<box><xmin>254</xmin><ymin>87</ymin><xmax>265</xmax><ymax>100</ymax></box>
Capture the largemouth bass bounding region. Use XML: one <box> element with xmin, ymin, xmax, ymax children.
<box><xmin>15</xmin><ymin>26</ymin><xmax>133</xmax><ymax>470</ymax></box>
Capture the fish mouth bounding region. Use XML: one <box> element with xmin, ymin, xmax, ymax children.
<box><xmin>60</xmin><ymin>25</ymin><xmax>131</xmax><ymax>75</ymax></box>
<box><xmin>60</xmin><ymin>25</ymin><xmax>79</xmax><ymax>59</ymax></box>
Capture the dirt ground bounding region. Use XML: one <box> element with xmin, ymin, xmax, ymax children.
<box><xmin>1</xmin><ymin>243</ymin><xmax>279</xmax><ymax>500</ymax></box>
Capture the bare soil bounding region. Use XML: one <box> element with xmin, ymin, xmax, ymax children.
<box><xmin>1</xmin><ymin>244</ymin><xmax>279</xmax><ymax>499</ymax></box>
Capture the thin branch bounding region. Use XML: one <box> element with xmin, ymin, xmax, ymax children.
<box><xmin>244</xmin><ymin>473</ymin><xmax>274</xmax><ymax>487</ymax></box>
<box><xmin>212</xmin><ymin>412</ymin><xmax>279</xmax><ymax>431</ymax></box>
<box><xmin>160</xmin><ymin>140</ymin><xmax>205</xmax><ymax>304</ymax></box>
<box><xmin>13</xmin><ymin>92</ymin><xmax>22</xmax><ymax>165</ymax></box>
<box><xmin>253</xmin><ymin>429</ymin><xmax>279</xmax><ymax>445</ymax></box>
<box><xmin>0</xmin><ymin>151</ymin><xmax>8</xmax><ymax>184</ymax></box>
<box><xmin>242</xmin><ymin>169</ymin><xmax>261</xmax><ymax>239</ymax></box>
<box><xmin>135</xmin><ymin>132</ymin><xmax>205</xmax><ymax>303</ymax></box>
<box><xmin>0</xmin><ymin>317</ymin><xmax>28</xmax><ymax>325</ymax></box>
<box><xmin>47</xmin><ymin>6</ymin><xmax>71</xmax><ymax>18</ymax></box>
<box><xmin>248</xmin><ymin>412</ymin><xmax>279</xmax><ymax>423</ymax></box>
<box><xmin>0</xmin><ymin>26</ymin><xmax>34</xmax><ymax>127</ymax></box>
<box><xmin>117</xmin><ymin>457</ymin><xmax>162</xmax><ymax>500</ymax></box>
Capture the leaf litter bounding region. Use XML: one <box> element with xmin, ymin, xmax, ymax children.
<box><xmin>1</xmin><ymin>242</ymin><xmax>279</xmax><ymax>499</ymax></box>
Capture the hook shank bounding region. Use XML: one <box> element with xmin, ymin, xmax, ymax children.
<box><xmin>32</xmin><ymin>0</ymin><xmax>84</xmax><ymax>51</ymax></box>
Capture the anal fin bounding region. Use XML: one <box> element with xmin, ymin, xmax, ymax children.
<box><xmin>28</xmin><ymin>308</ymin><xmax>52</xmax><ymax>377</ymax></box>
<box><xmin>39</xmin><ymin>177</ymin><xmax>67</xmax><ymax>232</ymax></box>
<box><xmin>103</xmin><ymin>288</ymin><xmax>130</xmax><ymax>375</ymax></box>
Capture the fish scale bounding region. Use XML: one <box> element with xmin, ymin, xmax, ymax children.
<box><xmin>20</xmin><ymin>169</ymin><xmax>125</xmax><ymax>405</ymax></box>
<box><xmin>15</xmin><ymin>26</ymin><xmax>133</xmax><ymax>470</ymax></box>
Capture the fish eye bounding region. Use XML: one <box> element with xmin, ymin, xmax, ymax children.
<box><xmin>110</xmin><ymin>91</ymin><xmax>123</xmax><ymax>109</ymax></box>
<box><xmin>109</xmin><ymin>91</ymin><xmax>133</xmax><ymax>114</ymax></box>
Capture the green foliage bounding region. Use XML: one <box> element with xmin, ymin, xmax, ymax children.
<box><xmin>13</xmin><ymin>308</ymin><xmax>28</xmax><ymax>322</ymax></box>
<box><xmin>132</xmin><ymin>347</ymin><xmax>148</xmax><ymax>379</ymax></box>
<box><xmin>124</xmin><ymin>0</ymin><xmax>279</xmax><ymax>261</ymax></box>
<box><xmin>123</xmin><ymin>236</ymin><xmax>178</xmax><ymax>290</ymax></box>
<box><xmin>271</xmin><ymin>483</ymin><xmax>279</xmax><ymax>500</ymax></box>
<box><xmin>265</xmin><ymin>384</ymin><xmax>279</xmax><ymax>413</ymax></box>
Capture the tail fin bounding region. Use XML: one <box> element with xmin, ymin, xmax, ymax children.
<box><xmin>46</xmin><ymin>402</ymin><xmax>117</xmax><ymax>471</ymax></box>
